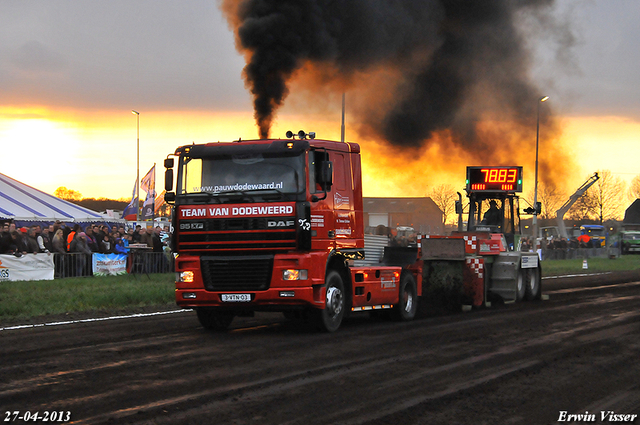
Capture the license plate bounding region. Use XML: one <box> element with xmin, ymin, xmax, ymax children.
<box><xmin>221</xmin><ymin>294</ymin><xmax>251</xmax><ymax>302</ymax></box>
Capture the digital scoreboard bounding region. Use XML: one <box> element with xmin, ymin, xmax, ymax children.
<box><xmin>466</xmin><ymin>166</ymin><xmax>523</xmax><ymax>192</ymax></box>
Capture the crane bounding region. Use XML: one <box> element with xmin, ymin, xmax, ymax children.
<box><xmin>556</xmin><ymin>173</ymin><xmax>599</xmax><ymax>239</ymax></box>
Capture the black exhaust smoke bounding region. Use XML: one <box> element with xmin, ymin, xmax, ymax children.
<box><xmin>222</xmin><ymin>0</ymin><xmax>561</xmax><ymax>151</ymax></box>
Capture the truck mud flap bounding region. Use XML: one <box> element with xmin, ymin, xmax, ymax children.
<box><xmin>489</xmin><ymin>253</ymin><xmax>521</xmax><ymax>302</ymax></box>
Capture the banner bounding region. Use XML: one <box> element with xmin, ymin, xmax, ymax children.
<box><xmin>92</xmin><ymin>253</ymin><xmax>128</xmax><ymax>276</ymax></box>
<box><xmin>140</xmin><ymin>164</ymin><xmax>155</xmax><ymax>221</ymax></box>
<box><xmin>154</xmin><ymin>190</ymin><xmax>165</xmax><ymax>213</ymax></box>
<box><xmin>0</xmin><ymin>254</ymin><xmax>55</xmax><ymax>282</ymax></box>
<box><xmin>122</xmin><ymin>179</ymin><xmax>139</xmax><ymax>221</ymax></box>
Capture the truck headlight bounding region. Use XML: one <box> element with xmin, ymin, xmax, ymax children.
<box><xmin>283</xmin><ymin>269</ymin><xmax>308</xmax><ymax>281</ymax></box>
<box><xmin>178</xmin><ymin>271</ymin><xmax>194</xmax><ymax>283</ymax></box>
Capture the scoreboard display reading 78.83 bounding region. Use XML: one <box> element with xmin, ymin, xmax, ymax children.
<box><xmin>466</xmin><ymin>166</ymin><xmax>523</xmax><ymax>193</ymax></box>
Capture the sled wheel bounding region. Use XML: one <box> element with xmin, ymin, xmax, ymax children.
<box><xmin>525</xmin><ymin>266</ymin><xmax>542</xmax><ymax>301</ymax></box>
<box><xmin>515</xmin><ymin>269</ymin><xmax>526</xmax><ymax>302</ymax></box>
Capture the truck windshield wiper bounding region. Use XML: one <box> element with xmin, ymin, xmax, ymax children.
<box><xmin>180</xmin><ymin>192</ymin><xmax>222</xmax><ymax>203</ymax></box>
<box><xmin>215</xmin><ymin>188</ymin><xmax>287</xmax><ymax>201</ymax></box>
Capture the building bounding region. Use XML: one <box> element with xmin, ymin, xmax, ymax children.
<box><xmin>363</xmin><ymin>197</ymin><xmax>443</xmax><ymax>235</ymax></box>
<box><xmin>623</xmin><ymin>199</ymin><xmax>640</xmax><ymax>230</ymax></box>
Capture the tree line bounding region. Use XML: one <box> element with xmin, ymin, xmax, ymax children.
<box><xmin>53</xmin><ymin>187</ymin><xmax>172</xmax><ymax>218</ymax></box>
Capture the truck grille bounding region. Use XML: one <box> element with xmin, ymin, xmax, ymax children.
<box><xmin>178</xmin><ymin>217</ymin><xmax>296</xmax><ymax>253</ymax></box>
<box><xmin>201</xmin><ymin>255</ymin><xmax>273</xmax><ymax>291</ymax></box>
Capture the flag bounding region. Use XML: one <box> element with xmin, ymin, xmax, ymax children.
<box><xmin>140</xmin><ymin>164</ymin><xmax>154</xmax><ymax>194</ymax></box>
<box><xmin>140</xmin><ymin>164</ymin><xmax>155</xmax><ymax>221</ymax></box>
<box><xmin>154</xmin><ymin>190</ymin><xmax>166</xmax><ymax>213</ymax></box>
<box><xmin>121</xmin><ymin>179</ymin><xmax>138</xmax><ymax>221</ymax></box>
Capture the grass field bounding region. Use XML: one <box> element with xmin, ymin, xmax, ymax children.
<box><xmin>0</xmin><ymin>273</ymin><xmax>175</xmax><ymax>322</ymax></box>
<box><xmin>1</xmin><ymin>256</ymin><xmax>640</xmax><ymax>323</ymax></box>
<box><xmin>541</xmin><ymin>255</ymin><xmax>640</xmax><ymax>276</ymax></box>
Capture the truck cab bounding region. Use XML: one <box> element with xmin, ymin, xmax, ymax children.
<box><xmin>580</xmin><ymin>224</ymin><xmax>606</xmax><ymax>248</ymax></box>
<box><xmin>618</xmin><ymin>230</ymin><xmax>640</xmax><ymax>254</ymax></box>
<box><xmin>164</xmin><ymin>132</ymin><xmax>417</xmax><ymax>332</ymax></box>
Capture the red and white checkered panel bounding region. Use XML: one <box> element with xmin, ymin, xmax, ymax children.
<box><xmin>466</xmin><ymin>257</ymin><xmax>484</xmax><ymax>279</ymax></box>
<box><xmin>463</xmin><ymin>235</ymin><xmax>477</xmax><ymax>252</ymax></box>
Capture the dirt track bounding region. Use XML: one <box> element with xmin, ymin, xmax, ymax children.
<box><xmin>1</xmin><ymin>271</ymin><xmax>640</xmax><ymax>424</ymax></box>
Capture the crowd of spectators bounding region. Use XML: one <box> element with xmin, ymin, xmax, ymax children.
<box><xmin>0</xmin><ymin>221</ymin><xmax>172</xmax><ymax>257</ymax></box>
<box><xmin>520</xmin><ymin>235</ymin><xmax>597</xmax><ymax>253</ymax></box>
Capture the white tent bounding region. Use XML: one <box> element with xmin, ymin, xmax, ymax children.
<box><xmin>0</xmin><ymin>173</ymin><xmax>115</xmax><ymax>226</ymax></box>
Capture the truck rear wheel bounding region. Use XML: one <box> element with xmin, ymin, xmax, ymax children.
<box><xmin>525</xmin><ymin>267</ymin><xmax>542</xmax><ymax>301</ymax></box>
<box><xmin>392</xmin><ymin>271</ymin><xmax>418</xmax><ymax>321</ymax></box>
<box><xmin>196</xmin><ymin>308</ymin><xmax>234</xmax><ymax>331</ymax></box>
<box><xmin>315</xmin><ymin>270</ymin><xmax>346</xmax><ymax>332</ymax></box>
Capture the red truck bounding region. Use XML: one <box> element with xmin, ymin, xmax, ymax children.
<box><xmin>163</xmin><ymin>133</ymin><xmax>541</xmax><ymax>332</ymax></box>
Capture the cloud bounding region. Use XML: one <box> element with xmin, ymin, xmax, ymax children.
<box><xmin>11</xmin><ymin>40</ymin><xmax>67</xmax><ymax>74</ymax></box>
<box><xmin>0</xmin><ymin>0</ymin><xmax>249</xmax><ymax>110</ymax></box>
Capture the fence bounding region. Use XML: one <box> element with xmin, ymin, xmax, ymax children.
<box><xmin>540</xmin><ymin>247</ymin><xmax>617</xmax><ymax>261</ymax></box>
<box><xmin>53</xmin><ymin>251</ymin><xmax>174</xmax><ymax>278</ymax></box>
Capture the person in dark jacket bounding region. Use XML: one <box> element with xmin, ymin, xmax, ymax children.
<box><xmin>100</xmin><ymin>234</ymin><xmax>114</xmax><ymax>254</ymax></box>
<box><xmin>37</xmin><ymin>227</ymin><xmax>53</xmax><ymax>253</ymax></box>
<box><xmin>0</xmin><ymin>222</ymin><xmax>14</xmax><ymax>254</ymax></box>
<box><xmin>70</xmin><ymin>232</ymin><xmax>92</xmax><ymax>276</ymax></box>
<box><xmin>10</xmin><ymin>230</ymin><xmax>27</xmax><ymax>256</ymax></box>
<box><xmin>25</xmin><ymin>227</ymin><xmax>40</xmax><ymax>253</ymax></box>
<box><xmin>85</xmin><ymin>227</ymin><xmax>99</xmax><ymax>252</ymax></box>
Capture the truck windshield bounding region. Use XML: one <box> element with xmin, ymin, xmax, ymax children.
<box><xmin>178</xmin><ymin>154</ymin><xmax>305</xmax><ymax>196</ymax></box>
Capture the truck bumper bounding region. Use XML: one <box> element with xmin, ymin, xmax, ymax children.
<box><xmin>174</xmin><ymin>252</ymin><xmax>329</xmax><ymax>310</ymax></box>
<box><xmin>176</xmin><ymin>286</ymin><xmax>322</xmax><ymax>310</ymax></box>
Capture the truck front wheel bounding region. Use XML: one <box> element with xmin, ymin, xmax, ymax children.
<box><xmin>196</xmin><ymin>308</ymin><xmax>234</xmax><ymax>331</ymax></box>
<box><xmin>392</xmin><ymin>272</ymin><xmax>418</xmax><ymax>321</ymax></box>
<box><xmin>315</xmin><ymin>270</ymin><xmax>346</xmax><ymax>332</ymax></box>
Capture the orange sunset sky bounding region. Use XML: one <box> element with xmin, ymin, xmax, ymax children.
<box><xmin>0</xmin><ymin>1</ymin><xmax>638</xmax><ymax>202</ymax></box>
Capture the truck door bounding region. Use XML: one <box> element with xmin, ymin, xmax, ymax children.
<box><xmin>309</xmin><ymin>149</ymin><xmax>335</xmax><ymax>250</ymax></box>
<box><xmin>331</xmin><ymin>152</ymin><xmax>356</xmax><ymax>250</ymax></box>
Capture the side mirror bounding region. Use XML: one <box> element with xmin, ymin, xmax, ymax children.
<box><xmin>164</xmin><ymin>158</ymin><xmax>174</xmax><ymax>168</ymax></box>
<box><xmin>165</xmin><ymin>168</ymin><xmax>174</xmax><ymax>192</ymax></box>
<box><xmin>455</xmin><ymin>200</ymin><xmax>462</xmax><ymax>214</ymax></box>
<box><xmin>165</xmin><ymin>192</ymin><xmax>176</xmax><ymax>203</ymax></box>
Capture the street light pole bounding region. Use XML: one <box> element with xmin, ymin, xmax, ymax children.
<box><xmin>532</xmin><ymin>96</ymin><xmax>549</xmax><ymax>249</ymax></box>
<box><xmin>132</xmin><ymin>110</ymin><xmax>140</xmax><ymax>222</ymax></box>
<box><xmin>341</xmin><ymin>92</ymin><xmax>346</xmax><ymax>143</ymax></box>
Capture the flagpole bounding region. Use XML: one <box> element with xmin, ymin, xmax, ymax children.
<box><xmin>152</xmin><ymin>163</ymin><xmax>156</xmax><ymax>222</ymax></box>
<box><xmin>132</xmin><ymin>110</ymin><xmax>140</xmax><ymax>222</ymax></box>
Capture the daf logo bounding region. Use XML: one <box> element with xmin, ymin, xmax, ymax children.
<box><xmin>268</xmin><ymin>220</ymin><xmax>294</xmax><ymax>228</ymax></box>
